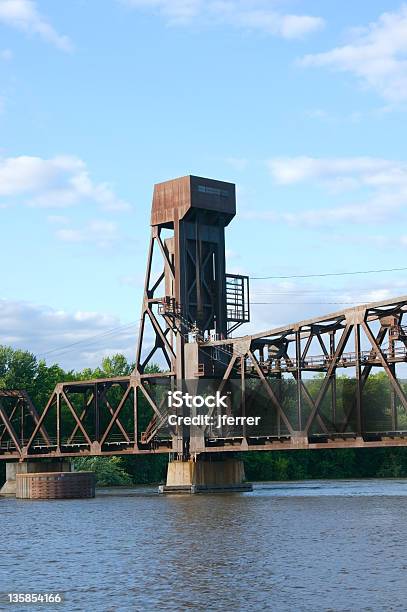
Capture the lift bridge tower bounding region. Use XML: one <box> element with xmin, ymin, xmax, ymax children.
<box><xmin>134</xmin><ymin>175</ymin><xmax>251</xmax><ymax>491</ymax></box>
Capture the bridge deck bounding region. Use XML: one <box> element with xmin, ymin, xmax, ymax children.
<box><xmin>3</xmin><ymin>433</ymin><xmax>407</xmax><ymax>460</ymax></box>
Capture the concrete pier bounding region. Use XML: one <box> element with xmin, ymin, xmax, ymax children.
<box><xmin>16</xmin><ymin>471</ymin><xmax>95</xmax><ymax>499</ymax></box>
<box><xmin>0</xmin><ymin>460</ymin><xmax>71</xmax><ymax>496</ymax></box>
<box><xmin>159</xmin><ymin>456</ymin><xmax>253</xmax><ymax>494</ymax></box>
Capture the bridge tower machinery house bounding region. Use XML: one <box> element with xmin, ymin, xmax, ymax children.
<box><xmin>134</xmin><ymin>176</ymin><xmax>250</xmax><ymax>487</ymax></box>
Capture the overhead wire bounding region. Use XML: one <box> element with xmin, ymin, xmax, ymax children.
<box><xmin>252</xmin><ymin>302</ymin><xmax>364</xmax><ymax>305</ymax></box>
<box><xmin>251</xmin><ymin>266</ymin><xmax>407</xmax><ymax>280</ymax></box>
<box><xmin>37</xmin><ymin>321</ymin><xmax>138</xmax><ymax>359</ymax></box>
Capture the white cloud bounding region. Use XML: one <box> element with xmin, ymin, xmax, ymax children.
<box><xmin>55</xmin><ymin>219</ymin><xmax>120</xmax><ymax>248</ymax></box>
<box><xmin>121</xmin><ymin>0</ymin><xmax>325</xmax><ymax>39</ymax></box>
<box><xmin>0</xmin><ymin>48</ymin><xmax>12</xmax><ymax>60</ymax></box>
<box><xmin>300</xmin><ymin>4</ymin><xmax>407</xmax><ymax>103</ymax></box>
<box><xmin>0</xmin><ymin>155</ymin><xmax>131</xmax><ymax>211</ymax></box>
<box><xmin>267</xmin><ymin>156</ymin><xmax>403</xmax><ymax>186</ymax></box>
<box><xmin>124</xmin><ymin>0</ymin><xmax>200</xmax><ymax>23</ymax></box>
<box><xmin>0</xmin><ymin>0</ymin><xmax>72</xmax><ymax>51</ymax></box>
<box><xmin>234</xmin><ymin>9</ymin><xmax>324</xmax><ymax>39</ymax></box>
<box><xmin>242</xmin><ymin>202</ymin><xmax>391</xmax><ymax>227</ymax></box>
<box><xmin>0</xmin><ymin>297</ymin><xmax>137</xmax><ymax>370</ymax></box>
<box><xmin>256</xmin><ymin>155</ymin><xmax>407</xmax><ymax>227</ymax></box>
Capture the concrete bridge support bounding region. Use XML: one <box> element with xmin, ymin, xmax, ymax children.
<box><xmin>16</xmin><ymin>471</ymin><xmax>95</xmax><ymax>499</ymax></box>
<box><xmin>159</xmin><ymin>455</ymin><xmax>253</xmax><ymax>494</ymax></box>
<box><xmin>0</xmin><ymin>460</ymin><xmax>71</xmax><ymax>496</ymax></box>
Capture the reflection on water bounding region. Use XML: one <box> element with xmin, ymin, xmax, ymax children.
<box><xmin>2</xmin><ymin>480</ymin><xmax>407</xmax><ymax>611</ymax></box>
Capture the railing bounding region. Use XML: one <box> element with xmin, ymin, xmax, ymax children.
<box><xmin>157</xmin><ymin>296</ymin><xmax>180</xmax><ymax>317</ymax></box>
<box><xmin>226</xmin><ymin>274</ymin><xmax>250</xmax><ymax>323</ymax></box>
<box><xmin>0</xmin><ymin>433</ymin><xmax>135</xmax><ymax>451</ymax></box>
<box><xmin>389</xmin><ymin>325</ymin><xmax>407</xmax><ymax>340</ymax></box>
<box><xmin>246</xmin><ymin>345</ymin><xmax>407</xmax><ymax>372</ymax></box>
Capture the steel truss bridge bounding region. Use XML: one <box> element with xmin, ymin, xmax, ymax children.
<box><xmin>1</xmin><ymin>176</ymin><xmax>407</xmax><ymax>461</ymax></box>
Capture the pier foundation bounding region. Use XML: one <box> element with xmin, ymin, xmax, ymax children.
<box><xmin>16</xmin><ymin>471</ymin><xmax>95</xmax><ymax>499</ymax></box>
<box><xmin>159</xmin><ymin>455</ymin><xmax>252</xmax><ymax>494</ymax></box>
<box><xmin>0</xmin><ymin>460</ymin><xmax>71</xmax><ymax>496</ymax></box>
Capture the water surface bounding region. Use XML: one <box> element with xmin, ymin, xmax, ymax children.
<box><xmin>2</xmin><ymin>479</ymin><xmax>407</xmax><ymax>611</ymax></box>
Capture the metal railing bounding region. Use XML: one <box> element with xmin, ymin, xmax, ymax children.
<box><xmin>246</xmin><ymin>345</ymin><xmax>407</xmax><ymax>372</ymax></box>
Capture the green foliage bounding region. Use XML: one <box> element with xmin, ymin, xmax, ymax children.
<box><xmin>243</xmin><ymin>447</ymin><xmax>407</xmax><ymax>481</ymax></box>
<box><xmin>0</xmin><ymin>346</ymin><xmax>37</xmax><ymax>395</ymax></box>
<box><xmin>121</xmin><ymin>454</ymin><xmax>168</xmax><ymax>484</ymax></box>
<box><xmin>79</xmin><ymin>354</ymin><xmax>135</xmax><ymax>380</ymax></box>
<box><xmin>0</xmin><ymin>346</ymin><xmax>75</xmax><ymax>407</ymax></box>
<box><xmin>73</xmin><ymin>456</ymin><xmax>132</xmax><ymax>486</ymax></box>
<box><xmin>34</xmin><ymin>361</ymin><xmax>75</xmax><ymax>407</ymax></box>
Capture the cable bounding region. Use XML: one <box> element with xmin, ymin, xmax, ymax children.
<box><xmin>250</xmin><ymin>287</ymin><xmax>396</xmax><ymax>294</ymax></box>
<box><xmin>251</xmin><ymin>302</ymin><xmax>360</xmax><ymax>305</ymax></box>
<box><xmin>37</xmin><ymin>321</ymin><xmax>138</xmax><ymax>359</ymax></box>
<box><xmin>251</xmin><ymin>266</ymin><xmax>407</xmax><ymax>280</ymax></box>
<box><xmin>251</xmin><ymin>289</ymin><xmax>392</xmax><ymax>299</ymax></box>
<box><xmin>49</xmin><ymin>326</ymin><xmax>138</xmax><ymax>360</ymax></box>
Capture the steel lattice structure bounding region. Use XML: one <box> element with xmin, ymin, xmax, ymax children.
<box><xmin>2</xmin><ymin>176</ymin><xmax>407</xmax><ymax>460</ymax></box>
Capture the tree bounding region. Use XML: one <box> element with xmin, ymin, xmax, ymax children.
<box><xmin>73</xmin><ymin>456</ymin><xmax>132</xmax><ymax>486</ymax></box>
<box><xmin>0</xmin><ymin>346</ymin><xmax>37</xmax><ymax>396</ymax></box>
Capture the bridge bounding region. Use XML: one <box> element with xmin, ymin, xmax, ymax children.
<box><xmin>1</xmin><ymin>175</ymin><xmax>407</xmax><ymax>493</ymax></box>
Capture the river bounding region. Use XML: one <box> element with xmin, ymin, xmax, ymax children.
<box><xmin>2</xmin><ymin>479</ymin><xmax>407</xmax><ymax>611</ymax></box>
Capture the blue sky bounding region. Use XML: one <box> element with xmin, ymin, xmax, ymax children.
<box><xmin>1</xmin><ymin>0</ymin><xmax>407</xmax><ymax>368</ymax></box>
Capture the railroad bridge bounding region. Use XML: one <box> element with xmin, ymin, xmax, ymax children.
<box><xmin>1</xmin><ymin>176</ymin><xmax>407</xmax><ymax>494</ymax></box>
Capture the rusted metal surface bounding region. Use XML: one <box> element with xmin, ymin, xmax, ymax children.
<box><xmin>16</xmin><ymin>471</ymin><xmax>95</xmax><ymax>499</ymax></box>
<box><xmin>2</xmin><ymin>176</ymin><xmax>407</xmax><ymax>461</ymax></box>
<box><xmin>150</xmin><ymin>175</ymin><xmax>236</xmax><ymax>227</ymax></box>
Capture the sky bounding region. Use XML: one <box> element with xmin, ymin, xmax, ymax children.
<box><xmin>1</xmin><ymin>0</ymin><xmax>407</xmax><ymax>369</ymax></box>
